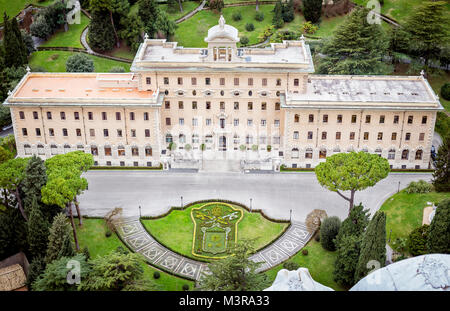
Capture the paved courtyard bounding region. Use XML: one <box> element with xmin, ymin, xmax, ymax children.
<box><xmin>78</xmin><ymin>171</ymin><xmax>432</xmax><ymax>221</ymax></box>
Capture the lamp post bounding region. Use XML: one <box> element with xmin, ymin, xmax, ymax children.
<box><xmin>139</xmin><ymin>205</ymin><xmax>141</xmax><ymax>218</ymax></box>
<box><xmin>181</xmin><ymin>196</ymin><xmax>183</xmax><ymax>208</ymax></box>
<box><xmin>250</xmin><ymin>198</ymin><xmax>252</xmax><ymax>212</ymax></box>
<box><xmin>397</xmin><ymin>181</ymin><xmax>400</xmax><ymax>193</ymax></box>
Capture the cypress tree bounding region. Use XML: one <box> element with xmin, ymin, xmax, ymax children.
<box><xmin>26</xmin><ymin>256</ymin><xmax>46</xmax><ymax>288</ymax></box>
<box><xmin>22</xmin><ymin>155</ymin><xmax>47</xmax><ymax>214</ymax></box>
<box><xmin>282</xmin><ymin>0</ymin><xmax>295</xmax><ymax>23</ymax></box>
<box><xmin>303</xmin><ymin>0</ymin><xmax>322</xmax><ymax>24</ymax></box>
<box><xmin>317</xmin><ymin>7</ymin><xmax>390</xmax><ymax>75</ymax></box>
<box><xmin>138</xmin><ymin>0</ymin><xmax>159</xmax><ymax>38</ymax></box>
<box><xmin>88</xmin><ymin>11</ymin><xmax>116</xmax><ymax>52</ymax></box>
<box><xmin>27</xmin><ymin>196</ymin><xmax>50</xmax><ymax>259</ymax></box>
<box><xmin>3</xmin><ymin>13</ymin><xmax>27</xmax><ymax>68</ymax></box>
<box><xmin>432</xmin><ymin>134</ymin><xmax>450</xmax><ymax>192</ymax></box>
<box><xmin>334</xmin><ymin>203</ymin><xmax>370</xmax><ymax>249</ymax></box>
<box><xmin>272</xmin><ymin>1</ymin><xmax>284</xmax><ymax>29</ymax></box>
<box><xmin>426</xmin><ymin>198</ymin><xmax>450</xmax><ymax>254</ymax></box>
<box><xmin>10</xmin><ymin>17</ymin><xmax>28</xmax><ymax>66</ymax></box>
<box><xmin>354</xmin><ymin>211</ymin><xmax>386</xmax><ymax>282</ymax></box>
<box><xmin>46</xmin><ymin>213</ymin><xmax>74</xmax><ymax>264</ymax></box>
<box><xmin>333</xmin><ymin>235</ymin><xmax>361</xmax><ymax>287</ymax></box>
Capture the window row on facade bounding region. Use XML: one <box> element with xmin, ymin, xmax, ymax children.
<box><xmin>19</xmin><ymin>110</ymin><xmax>152</xmax><ymax>121</ymax></box>
<box><xmin>164</xmin><ymin>100</ymin><xmax>281</xmax><ymax>111</ymax></box>
<box><xmin>293</xmin><ymin>114</ymin><xmax>428</xmax><ymax>125</ymax></box>
<box><xmin>23</xmin><ymin>143</ymin><xmax>153</xmax><ymax>157</ymax></box>
<box><xmin>165</xmin><ymin>134</ymin><xmax>281</xmax><ymax>145</ymax></box>
<box><xmin>292</xmin><ymin>131</ymin><xmax>427</xmax><ymax>142</ymax></box>
<box><xmin>290</xmin><ymin>148</ymin><xmax>424</xmax><ymax>161</ymax></box>
<box><xmin>165</xmin><ymin>117</ymin><xmax>280</xmax><ymax>128</ymax></box>
<box><xmin>21</xmin><ymin>128</ymin><xmax>151</xmax><ymax>138</ymax></box>
<box><xmin>146</xmin><ymin>76</ymin><xmax>302</xmax><ymax>87</ymax></box>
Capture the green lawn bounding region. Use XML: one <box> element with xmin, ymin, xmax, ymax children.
<box><xmin>174</xmin><ymin>5</ymin><xmax>276</xmax><ymax>47</ymax></box>
<box><xmin>142</xmin><ymin>203</ymin><xmax>289</xmax><ymax>261</ymax></box>
<box><xmin>130</xmin><ymin>0</ymin><xmax>199</xmax><ymax>21</ymax></box>
<box><xmin>380</xmin><ymin>190</ymin><xmax>450</xmax><ymax>244</ymax></box>
<box><xmin>76</xmin><ymin>218</ymin><xmax>195</xmax><ymax>291</ymax></box>
<box><xmin>40</xmin><ymin>13</ymin><xmax>90</xmax><ymax>49</ymax></box>
<box><xmin>352</xmin><ymin>0</ymin><xmax>450</xmax><ymax>24</ymax></box>
<box><xmin>280</xmin><ymin>12</ymin><xmax>349</xmax><ymax>38</ymax></box>
<box><xmin>264</xmin><ymin>240</ymin><xmax>345</xmax><ymax>291</ymax></box>
<box><xmin>29</xmin><ymin>51</ymin><xmax>131</xmax><ymax>72</ymax></box>
<box><xmin>0</xmin><ymin>0</ymin><xmax>55</xmax><ymax>23</ymax></box>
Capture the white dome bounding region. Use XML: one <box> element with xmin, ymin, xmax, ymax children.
<box><xmin>205</xmin><ymin>16</ymin><xmax>239</xmax><ymax>43</ymax></box>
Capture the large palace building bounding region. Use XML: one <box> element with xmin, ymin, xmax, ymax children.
<box><xmin>3</xmin><ymin>16</ymin><xmax>444</xmax><ymax>171</ymax></box>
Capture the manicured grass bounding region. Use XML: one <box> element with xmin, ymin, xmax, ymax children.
<box><xmin>29</xmin><ymin>51</ymin><xmax>131</xmax><ymax>72</ymax></box>
<box><xmin>129</xmin><ymin>0</ymin><xmax>199</xmax><ymax>21</ymax></box>
<box><xmin>264</xmin><ymin>240</ymin><xmax>345</xmax><ymax>291</ymax></box>
<box><xmin>40</xmin><ymin>13</ymin><xmax>90</xmax><ymax>49</ymax></box>
<box><xmin>76</xmin><ymin>218</ymin><xmax>194</xmax><ymax>291</ymax></box>
<box><xmin>352</xmin><ymin>0</ymin><xmax>450</xmax><ymax>24</ymax></box>
<box><xmin>142</xmin><ymin>203</ymin><xmax>289</xmax><ymax>261</ymax></box>
<box><xmin>379</xmin><ymin>190</ymin><xmax>450</xmax><ymax>244</ymax></box>
<box><xmin>281</xmin><ymin>13</ymin><xmax>348</xmax><ymax>39</ymax></box>
<box><xmin>174</xmin><ymin>5</ymin><xmax>275</xmax><ymax>47</ymax></box>
<box><xmin>0</xmin><ymin>0</ymin><xmax>55</xmax><ymax>23</ymax></box>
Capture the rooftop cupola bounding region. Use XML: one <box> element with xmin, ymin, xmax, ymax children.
<box><xmin>204</xmin><ymin>15</ymin><xmax>239</xmax><ymax>62</ymax></box>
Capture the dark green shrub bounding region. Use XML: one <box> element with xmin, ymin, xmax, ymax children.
<box><xmin>407</xmin><ymin>225</ymin><xmax>429</xmax><ymax>256</ymax></box>
<box><xmin>232</xmin><ymin>11</ymin><xmax>242</xmax><ymax>21</ymax></box>
<box><xmin>182</xmin><ymin>284</ymin><xmax>190</xmax><ymax>291</ymax></box>
<box><xmin>255</xmin><ymin>11</ymin><xmax>264</xmax><ymax>22</ymax></box>
<box><xmin>441</xmin><ymin>83</ymin><xmax>450</xmax><ymax>100</ymax></box>
<box><xmin>320</xmin><ymin>216</ymin><xmax>341</xmax><ymax>251</ymax></box>
<box><xmin>245</xmin><ymin>23</ymin><xmax>255</xmax><ymax>31</ymax></box>
<box><xmin>116</xmin><ymin>246</ymin><xmax>129</xmax><ymax>254</ymax></box>
<box><xmin>82</xmin><ymin>246</ymin><xmax>90</xmax><ymax>260</ymax></box>
<box><xmin>427</xmin><ymin>198</ymin><xmax>450</xmax><ymax>253</ymax></box>
<box><xmin>405</xmin><ymin>180</ymin><xmax>432</xmax><ymax>194</ymax></box>
<box><xmin>302</xmin><ymin>249</ymin><xmax>309</xmax><ymax>256</ymax></box>
<box><xmin>153</xmin><ymin>271</ymin><xmax>160</xmax><ymax>279</ymax></box>
<box><xmin>283</xmin><ymin>261</ymin><xmax>300</xmax><ymax>270</ymax></box>
<box><xmin>314</xmin><ymin>231</ymin><xmax>320</xmax><ymax>242</ymax></box>
<box><xmin>240</xmin><ymin>36</ymin><xmax>249</xmax><ymax>46</ymax></box>
<box><xmin>105</xmin><ymin>230</ymin><xmax>112</xmax><ymax>237</ymax></box>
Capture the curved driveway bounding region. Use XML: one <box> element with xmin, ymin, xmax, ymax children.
<box><xmin>78</xmin><ymin>171</ymin><xmax>432</xmax><ymax>221</ymax></box>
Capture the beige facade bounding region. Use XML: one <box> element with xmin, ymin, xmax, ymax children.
<box><xmin>3</xmin><ymin>17</ymin><xmax>443</xmax><ymax>170</ymax></box>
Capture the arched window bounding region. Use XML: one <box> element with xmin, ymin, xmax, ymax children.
<box><xmin>415</xmin><ymin>150</ymin><xmax>423</xmax><ymax>160</ymax></box>
<box><xmin>91</xmin><ymin>145</ymin><xmax>98</xmax><ymax>156</ymax></box>
<box><xmin>64</xmin><ymin>144</ymin><xmax>71</xmax><ymax>154</ymax></box>
<box><xmin>192</xmin><ymin>134</ymin><xmax>199</xmax><ymax>143</ymax></box>
<box><xmin>118</xmin><ymin>145</ymin><xmax>125</xmax><ymax>156</ymax></box>
<box><xmin>333</xmin><ymin>147</ymin><xmax>341</xmax><ymax>153</ymax></box>
<box><xmin>179</xmin><ymin>134</ymin><xmax>186</xmax><ymax>144</ymax></box>
<box><xmin>292</xmin><ymin>148</ymin><xmax>299</xmax><ymax>159</ymax></box>
<box><xmin>145</xmin><ymin>146</ymin><xmax>152</xmax><ymax>157</ymax></box>
<box><xmin>165</xmin><ymin>134</ymin><xmax>173</xmax><ymax>143</ymax></box>
<box><xmin>319</xmin><ymin>149</ymin><xmax>327</xmax><ymax>159</ymax></box>
<box><xmin>37</xmin><ymin>144</ymin><xmax>45</xmax><ymax>155</ymax></box>
<box><xmin>24</xmin><ymin>144</ymin><xmax>32</xmax><ymax>155</ymax></box>
<box><xmin>77</xmin><ymin>144</ymin><xmax>84</xmax><ymax>151</ymax></box>
<box><xmin>402</xmin><ymin>149</ymin><xmax>409</xmax><ymax>160</ymax></box>
<box><xmin>132</xmin><ymin>146</ymin><xmax>139</xmax><ymax>156</ymax></box>
<box><xmin>51</xmin><ymin>144</ymin><xmax>58</xmax><ymax>155</ymax></box>
<box><xmin>233</xmin><ymin>134</ymin><xmax>240</xmax><ymax>144</ymax></box>
<box><xmin>246</xmin><ymin>135</ymin><xmax>253</xmax><ymax>144</ymax></box>
<box><xmin>294</xmin><ymin>114</ymin><xmax>299</xmax><ymax>123</ymax></box>
<box><xmin>388</xmin><ymin>149</ymin><xmax>395</xmax><ymax>160</ymax></box>
<box><xmin>305</xmin><ymin>148</ymin><xmax>313</xmax><ymax>159</ymax></box>
<box><xmin>205</xmin><ymin>135</ymin><xmax>213</xmax><ymax>144</ymax></box>
<box><xmin>375</xmin><ymin>148</ymin><xmax>382</xmax><ymax>157</ymax></box>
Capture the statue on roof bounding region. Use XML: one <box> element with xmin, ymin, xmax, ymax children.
<box><xmin>219</xmin><ymin>15</ymin><xmax>225</xmax><ymax>29</ymax></box>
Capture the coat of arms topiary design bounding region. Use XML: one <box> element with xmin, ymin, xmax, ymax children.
<box><xmin>191</xmin><ymin>203</ymin><xmax>243</xmax><ymax>259</ymax></box>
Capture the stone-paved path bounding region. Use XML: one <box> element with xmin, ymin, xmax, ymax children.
<box><xmin>114</xmin><ymin>217</ymin><xmax>312</xmax><ymax>281</ymax></box>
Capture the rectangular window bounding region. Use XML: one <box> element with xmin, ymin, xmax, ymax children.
<box><xmin>145</xmin><ymin>129</ymin><xmax>150</xmax><ymax>137</ymax></box>
<box><xmin>262</xmin><ymin>78</ymin><xmax>267</xmax><ymax>86</ymax></box>
<box><xmin>377</xmin><ymin>132</ymin><xmax>383</xmax><ymax>140</ymax></box>
<box><xmin>364</xmin><ymin>132</ymin><xmax>369</xmax><ymax>140</ymax></box>
<box><xmin>116</xmin><ymin>112</ymin><xmax>121</xmax><ymax>120</ymax></box>
<box><xmin>234</xmin><ymin>119</ymin><xmax>239</xmax><ymax>126</ymax></box>
<box><xmin>393</xmin><ymin>115</ymin><xmax>399</xmax><ymax>124</ymax></box>
<box><xmin>49</xmin><ymin>128</ymin><xmax>54</xmax><ymax>136</ymax></box>
<box><xmin>351</xmin><ymin>115</ymin><xmax>357</xmax><ymax>123</ymax></box>
<box><xmin>131</xmin><ymin>129</ymin><xmax>136</xmax><ymax>137</ymax></box>
<box><xmin>419</xmin><ymin>133</ymin><xmax>425</xmax><ymax>141</ymax></box>
<box><xmin>261</xmin><ymin>102</ymin><xmax>267</xmax><ymax>110</ymax></box>
<box><xmin>365</xmin><ymin>115</ymin><xmax>371</xmax><ymax>123</ymax></box>
<box><xmin>307</xmin><ymin>131</ymin><xmax>313</xmax><ymax>140</ymax></box>
<box><xmin>350</xmin><ymin>132</ymin><xmax>355</xmax><ymax>140</ymax></box>
<box><xmin>276</xmin><ymin>78</ymin><xmax>281</xmax><ymax>86</ymax></box>
<box><xmin>164</xmin><ymin>77</ymin><xmax>169</xmax><ymax>85</ymax></box>
<box><xmin>62</xmin><ymin>128</ymin><xmax>68</xmax><ymax>136</ymax></box>
<box><xmin>248</xmin><ymin>102</ymin><xmax>253</xmax><ymax>110</ymax></box>
<box><xmin>36</xmin><ymin>128</ymin><xmax>41</xmax><ymax>136</ymax></box>
<box><xmin>405</xmin><ymin>133</ymin><xmax>411</xmax><ymax>141</ymax></box>
<box><xmin>322</xmin><ymin>132</ymin><xmax>327</xmax><ymax>140</ymax></box>
<box><xmin>74</xmin><ymin>111</ymin><xmax>79</xmax><ymax>120</ymax></box>
<box><xmin>22</xmin><ymin>128</ymin><xmax>28</xmax><ymax>136</ymax></box>
<box><xmin>166</xmin><ymin>118</ymin><xmax>171</xmax><ymax>126</ymax></box>
<box><xmin>205</xmin><ymin>77</ymin><xmax>211</xmax><ymax>85</ymax></box>
<box><xmin>46</xmin><ymin>111</ymin><xmax>52</xmax><ymax>120</ymax></box>
<box><xmin>336</xmin><ymin>132</ymin><xmax>341</xmax><ymax>140</ymax></box>
<box><xmin>101</xmin><ymin>112</ymin><xmax>107</xmax><ymax>120</ymax></box>
<box><xmin>391</xmin><ymin>132</ymin><xmax>397</xmax><ymax>140</ymax></box>
<box><xmin>408</xmin><ymin>116</ymin><xmax>413</xmax><ymax>124</ymax></box>
<box><xmin>191</xmin><ymin>77</ymin><xmax>197</xmax><ymax>85</ymax></box>
<box><xmin>422</xmin><ymin>116</ymin><xmax>427</xmax><ymax>124</ymax></box>
<box><xmin>247</xmin><ymin>119</ymin><xmax>253</xmax><ymax>126</ymax></box>
<box><xmin>104</xmin><ymin>147</ymin><xmax>112</xmax><ymax>156</ymax></box>
<box><xmin>177</xmin><ymin>77</ymin><xmax>183</xmax><ymax>85</ymax></box>
<box><xmin>337</xmin><ymin>115</ymin><xmax>342</xmax><ymax>123</ymax></box>
<box><xmin>19</xmin><ymin>111</ymin><xmax>25</xmax><ymax>119</ymax></box>
<box><xmin>323</xmin><ymin>114</ymin><xmax>328</xmax><ymax>123</ymax></box>
<box><xmin>234</xmin><ymin>102</ymin><xmax>239</xmax><ymax>110</ymax></box>
<box><xmin>275</xmin><ymin>102</ymin><xmax>280</xmax><ymax>110</ymax></box>
<box><xmin>76</xmin><ymin>128</ymin><xmax>81</xmax><ymax>137</ymax></box>
<box><xmin>234</xmin><ymin>78</ymin><xmax>239</xmax><ymax>86</ymax></box>
<box><xmin>88</xmin><ymin>112</ymin><xmax>93</xmax><ymax>120</ymax></box>
<box><xmin>178</xmin><ymin>101</ymin><xmax>184</xmax><ymax>109</ymax></box>
<box><xmin>165</xmin><ymin>101</ymin><xmax>170</xmax><ymax>109</ymax></box>
<box><xmin>261</xmin><ymin>119</ymin><xmax>266</xmax><ymax>126</ymax></box>
<box><xmin>129</xmin><ymin>112</ymin><xmax>135</xmax><ymax>121</ymax></box>
<box><xmin>90</xmin><ymin>129</ymin><xmax>95</xmax><ymax>137</ymax></box>
<box><xmin>309</xmin><ymin>114</ymin><xmax>314</xmax><ymax>123</ymax></box>
<box><xmin>293</xmin><ymin>131</ymin><xmax>299</xmax><ymax>139</ymax></box>
<box><xmin>192</xmin><ymin>101</ymin><xmax>197</xmax><ymax>109</ymax></box>
<box><xmin>206</xmin><ymin>101</ymin><xmax>211</xmax><ymax>110</ymax></box>
<box><xmin>248</xmin><ymin>78</ymin><xmax>253</xmax><ymax>86</ymax></box>
<box><xmin>117</xmin><ymin>129</ymin><xmax>122</xmax><ymax>137</ymax></box>
<box><xmin>274</xmin><ymin>119</ymin><xmax>280</xmax><ymax>127</ymax></box>
<box><xmin>179</xmin><ymin>118</ymin><xmax>184</xmax><ymax>125</ymax></box>
<box><xmin>206</xmin><ymin>118</ymin><xmax>211</xmax><ymax>126</ymax></box>
<box><xmin>33</xmin><ymin>111</ymin><xmax>38</xmax><ymax>120</ymax></box>
<box><xmin>192</xmin><ymin>118</ymin><xmax>198</xmax><ymax>126</ymax></box>
<box><xmin>144</xmin><ymin>112</ymin><xmax>149</xmax><ymax>121</ymax></box>
<box><xmin>294</xmin><ymin>79</ymin><xmax>299</xmax><ymax>86</ymax></box>
<box><xmin>146</xmin><ymin>77</ymin><xmax>151</xmax><ymax>85</ymax></box>
<box><xmin>220</xmin><ymin>102</ymin><xmax>225</xmax><ymax>110</ymax></box>
<box><xmin>380</xmin><ymin>115</ymin><xmax>385</xmax><ymax>124</ymax></box>
<box><xmin>103</xmin><ymin>129</ymin><xmax>109</xmax><ymax>137</ymax></box>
